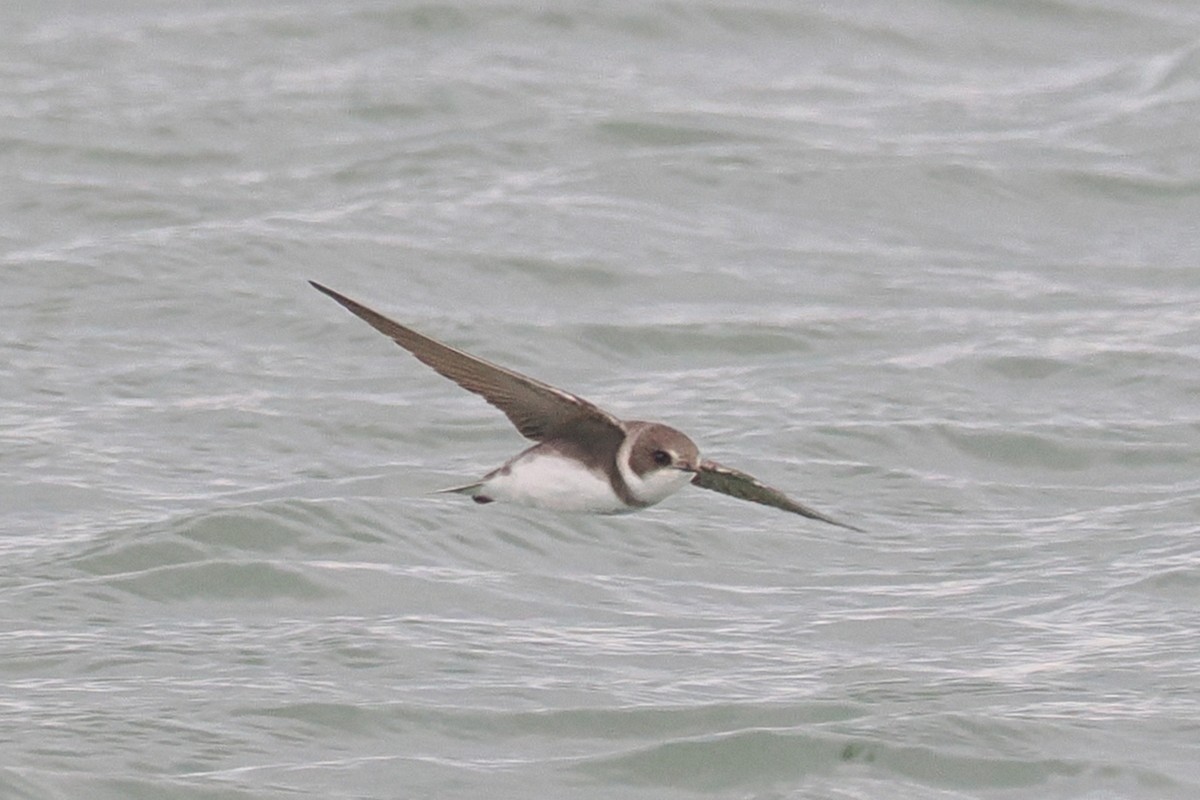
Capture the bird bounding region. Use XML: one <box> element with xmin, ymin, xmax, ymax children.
<box><xmin>310</xmin><ymin>281</ymin><xmax>861</xmax><ymax>531</ymax></box>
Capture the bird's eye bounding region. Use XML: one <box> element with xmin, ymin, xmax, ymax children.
<box><xmin>652</xmin><ymin>450</ymin><xmax>672</xmax><ymax>467</ymax></box>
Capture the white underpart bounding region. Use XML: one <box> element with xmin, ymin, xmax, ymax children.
<box><xmin>478</xmin><ymin>452</ymin><xmax>629</xmax><ymax>514</ymax></box>
<box><xmin>615</xmin><ymin>435</ymin><xmax>696</xmax><ymax>507</ymax></box>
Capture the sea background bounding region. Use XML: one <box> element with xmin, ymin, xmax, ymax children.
<box><xmin>3</xmin><ymin>2</ymin><xmax>1199</xmax><ymax>798</ymax></box>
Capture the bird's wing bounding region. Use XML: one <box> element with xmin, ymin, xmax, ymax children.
<box><xmin>691</xmin><ymin>459</ymin><xmax>862</xmax><ymax>531</ymax></box>
<box><xmin>311</xmin><ymin>281</ymin><xmax>625</xmax><ymax>443</ymax></box>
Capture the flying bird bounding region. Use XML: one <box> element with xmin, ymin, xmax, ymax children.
<box><xmin>310</xmin><ymin>281</ymin><xmax>861</xmax><ymax>531</ymax></box>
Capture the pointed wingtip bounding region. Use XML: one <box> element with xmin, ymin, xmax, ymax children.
<box><xmin>802</xmin><ymin>506</ymin><xmax>865</xmax><ymax>533</ymax></box>
<box><xmin>309</xmin><ymin>281</ymin><xmax>365</xmax><ymax>316</ymax></box>
<box><xmin>791</xmin><ymin>507</ymin><xmax>865</xmax><ymax>533</ymax></box>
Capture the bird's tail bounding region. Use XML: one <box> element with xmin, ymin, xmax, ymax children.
<box><xmin>432</xmin><ymin>481</ymin><xmax>484</xmax><ymax>496</ymax></box>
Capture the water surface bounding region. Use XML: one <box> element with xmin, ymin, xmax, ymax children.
<box><xmin>3</xmin><ymin>2</ymin><xmax>1199</xmax><ymax>798</ymax></box>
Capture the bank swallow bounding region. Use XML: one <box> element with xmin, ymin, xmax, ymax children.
<box><xmin>311</xmin><ymin>281</ymin><xmax>860</xmax><ymax>531</ymax></box>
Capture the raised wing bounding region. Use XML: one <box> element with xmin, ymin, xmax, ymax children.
<box><xmin>691</xmin><ymin>459</ymin><xmax>862</xmax><ymax>531</ymax></box>
<box><xmin>311</xmin><ymin>282</ymin><xmax>626</xmax><ymax>444</ymax></box>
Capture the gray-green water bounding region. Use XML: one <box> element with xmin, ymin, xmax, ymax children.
<box><xmin>3</xmin><ymin>2</ymin><xmax>1199</xmax><ymax>798</ymax></box>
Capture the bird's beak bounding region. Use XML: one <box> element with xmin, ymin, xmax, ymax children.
<box><xmin>675</xmin><ymin>462</ymin><xmax>699</xmax><ymax>473</ymax></box>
